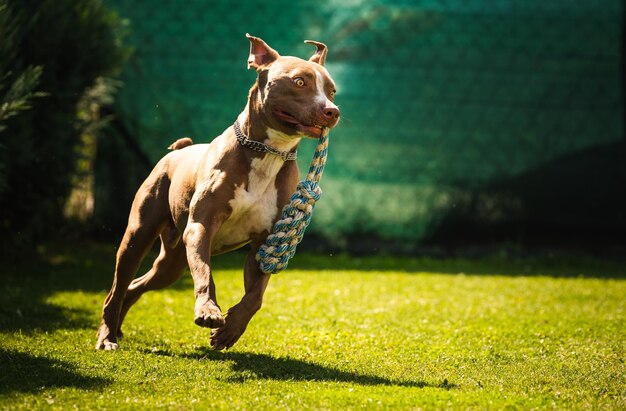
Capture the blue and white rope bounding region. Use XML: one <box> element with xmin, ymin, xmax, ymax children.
<box><xmin>256</xmin><ymin>132</ymin><xmax>329</xmax><ymax>274</ymax></box>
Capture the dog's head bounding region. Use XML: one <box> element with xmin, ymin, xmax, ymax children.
<box><xmin>246</xmin><ymin>33</ymin><xmax>340</xmax><ymax>139</ymax></box>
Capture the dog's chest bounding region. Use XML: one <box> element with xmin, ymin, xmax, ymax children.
<box><xmin>212</xmin><ymin>155</ymin><xmax>283</xmax><ymax>250</ymax></box>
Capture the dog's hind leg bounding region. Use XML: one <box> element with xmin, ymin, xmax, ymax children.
<box><xmin>117</xmin><ymin>232</ymin><xmax>188</xmax><ymax>337</ymax></box>
<box><xmin>96</xmin><ymin>175</ymin><xmax>171</xmax><ymax>350</ymax></box>
<box><xmin>96</xmin><ymin>224</ymin><xmax>162</xmax><ymax>350</ymax></box>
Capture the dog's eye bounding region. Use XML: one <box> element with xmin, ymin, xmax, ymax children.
<box><xmin>329</xmin><ymin>90</ymin><xmax>336</xmax><ymax>98</ymax></box>
<box><xmin>293</xmin><ymin>77</ymin><xmax>305</xmax><ymax>87</ymax></box>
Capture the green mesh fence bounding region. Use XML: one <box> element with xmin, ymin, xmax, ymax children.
<box><xmin>102</xmin><ymin>0</ymin><xmax>625</xmax><ymax>249</ymax></box>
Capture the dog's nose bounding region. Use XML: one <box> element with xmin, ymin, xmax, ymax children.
<box><xmin>322</xmin><ymin>104</ymin><xmax>340</xmax><ymax>120</ymax></box>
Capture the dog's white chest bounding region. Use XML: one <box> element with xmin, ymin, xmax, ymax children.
<box><xmin>212</xmin><ymin>155</ymin><xmax>283</xmax><ymax>250</ymax></box>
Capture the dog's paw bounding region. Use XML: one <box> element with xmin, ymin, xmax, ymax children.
<box><xmin>194</xmin><ymin>304</ymin><xmax>225</xmax><ymax>328</ymax></box>
<box><xmin>210</xmin><ymin>309</ymin><xmax>249</xmax><ymax>350</ymax></box>
<box><xmin>210</xmin><ymin>326</ymin><xmax>242</xmax><ymax>351</ymax></box>
<box><xmin>96</xmin><ymin>323</ymin><xmax>119</xmax><ymax>351</ymax></box>
<box><xmin>96</xmin><ymin>340</ymin><xmax>119</xmax><ymax>351</ymax></box>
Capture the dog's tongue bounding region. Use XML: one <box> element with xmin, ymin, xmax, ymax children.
<box><xmin>273</xmin><ymin>110</ymin><xmax>326</xmax><ymax>138</ymax></box>
<box><xmin>297</xmin><ymin>124</ymin><xmax>323</xmax><ymax>138</ymax></box>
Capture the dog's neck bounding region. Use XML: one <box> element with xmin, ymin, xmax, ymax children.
<box><xmin>235</xmin><ymin>81</ymin><xmax>301</xmax><ymax>155</ymax></box>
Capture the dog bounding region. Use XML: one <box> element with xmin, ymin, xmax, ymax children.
<box><xmin>96</xmin><ymin>34</ymin><xmax>340</xmax><ymax>351</ymax></box>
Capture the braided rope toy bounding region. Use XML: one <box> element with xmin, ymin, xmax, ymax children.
<box><xmin>255</xmin><ymin>132</ymin><xmax>329</xmax><ymax>274</ymax></box>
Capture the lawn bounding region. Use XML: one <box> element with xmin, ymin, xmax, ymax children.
<box><xmin>1</xmin><ymin>244</ymin><xmax>625</xmax><ymax>409</ymax></box>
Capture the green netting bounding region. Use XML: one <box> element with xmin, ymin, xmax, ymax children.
<box><xmin>102</xmin><ymin>0</ymin><xmax>625</xmax><ymax>247</ymax></box>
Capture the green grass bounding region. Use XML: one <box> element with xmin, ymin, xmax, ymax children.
<box><xmin>1</xmin><ymin>244</ymin><xmax>625</xmax><ymax>409</ymax></box>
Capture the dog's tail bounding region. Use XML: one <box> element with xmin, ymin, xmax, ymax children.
<box><xmin>168</xmin><ymin>137</ymin><xmax>194</xmax><ymax>150</ymax></box>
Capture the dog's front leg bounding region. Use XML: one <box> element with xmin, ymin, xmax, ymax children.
<box><xmin>211</xmin><ymin>246</ymin><xmax>271</xmax><ymax>350</ymax></box>
<box><xmin>183</xmin><ymin>196</ymin><xmax>228</xmax><ymax>329</ymax></box>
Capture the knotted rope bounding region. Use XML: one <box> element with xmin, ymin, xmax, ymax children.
<box><xmin>256</xmin><ymin>132</ymin><xmax>329</xmax><ymax>274</ymax></box>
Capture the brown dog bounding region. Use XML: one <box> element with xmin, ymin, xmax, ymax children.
<box><xmin>96</xmin><ymin>34</ymin><xmax>340</xmax><ymax>350</ymax></box>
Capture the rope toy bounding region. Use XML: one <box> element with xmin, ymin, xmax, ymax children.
<box><xmin>256</xmin><ymin>131</ymin><xmax>329</xmax><ymax>274</ymax></box>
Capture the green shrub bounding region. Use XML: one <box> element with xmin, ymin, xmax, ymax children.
<box><xmin>0</xmin><ymin>0</ymin><xmax>129</xmax><ymax>249</ymax></box>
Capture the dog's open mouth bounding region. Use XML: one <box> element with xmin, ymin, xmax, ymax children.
<box><xmin>274</xmin><ymin>110</ymin><xmax>326</xmax><ymax>138</ymax></box>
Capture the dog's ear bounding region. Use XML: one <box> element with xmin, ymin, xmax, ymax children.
<box><xmin>246</xmin><ymin>33</ymin><xmax>279</xmax><ymax>70</ymax></box>
<box><xmin>304</xmin><ymin>40</ymin><xmax>327</xmax><ymax>66</ymax></box>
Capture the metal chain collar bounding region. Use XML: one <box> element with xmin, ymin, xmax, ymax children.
<box><xmin>233</xmin><ymin>120</ymin><xmax>297</xmax><ymax>161</ymax></box>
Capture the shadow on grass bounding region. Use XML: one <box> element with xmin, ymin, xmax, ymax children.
<box><xmin>210</xmin><ymin>248</ymin><xmax>626</xmax><ymax>279</ymax></box>
<box><xmin>0</xmin><ymin>244</ymin><xmax>112</xmax><ymax>333</ymax></box>
<box><xmin>0</xmin><ymin>348</ymin><xmax>111</xmax><ymax>395</ymax></box>
<box><xmin>0</xmin><ymin>242</ymin><xmax>184</xmax><ymax>333</ymax></box>
<box><xmin>154</xmin><ymin>348</ymin><xmax>455</xmax><ymax>389</ymax></box>
<box><xmin>0</xmin><ymin>304</ymin><xmax>94</xmax><ymax>334</ymax></box>
<box><xmin>269</xmin><ymin>251</ymin><xmax>626</xmax><ymax>279</ymax></box>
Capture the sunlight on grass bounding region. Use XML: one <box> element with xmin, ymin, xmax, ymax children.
<box><xmin>1</xmin><ymin>247</ymin><xmax>625</xmax><ymax>409</ymax></box>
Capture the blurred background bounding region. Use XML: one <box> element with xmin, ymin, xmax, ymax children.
<box><xmin>1</xmin><ymin>0</ymin><xmax>625</xmax><ymax>256</ymax></box>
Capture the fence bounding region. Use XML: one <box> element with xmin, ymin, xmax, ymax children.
<box><xmin>100</xmin><ymin>0</ymin><xmax>625</xmax><ymax>250</ymax></box>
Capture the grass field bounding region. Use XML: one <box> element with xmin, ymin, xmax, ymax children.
<box><xmin>1</xmin><ymin>244</ymin><xmax>625</xmax><ymax>410</ymax></box>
